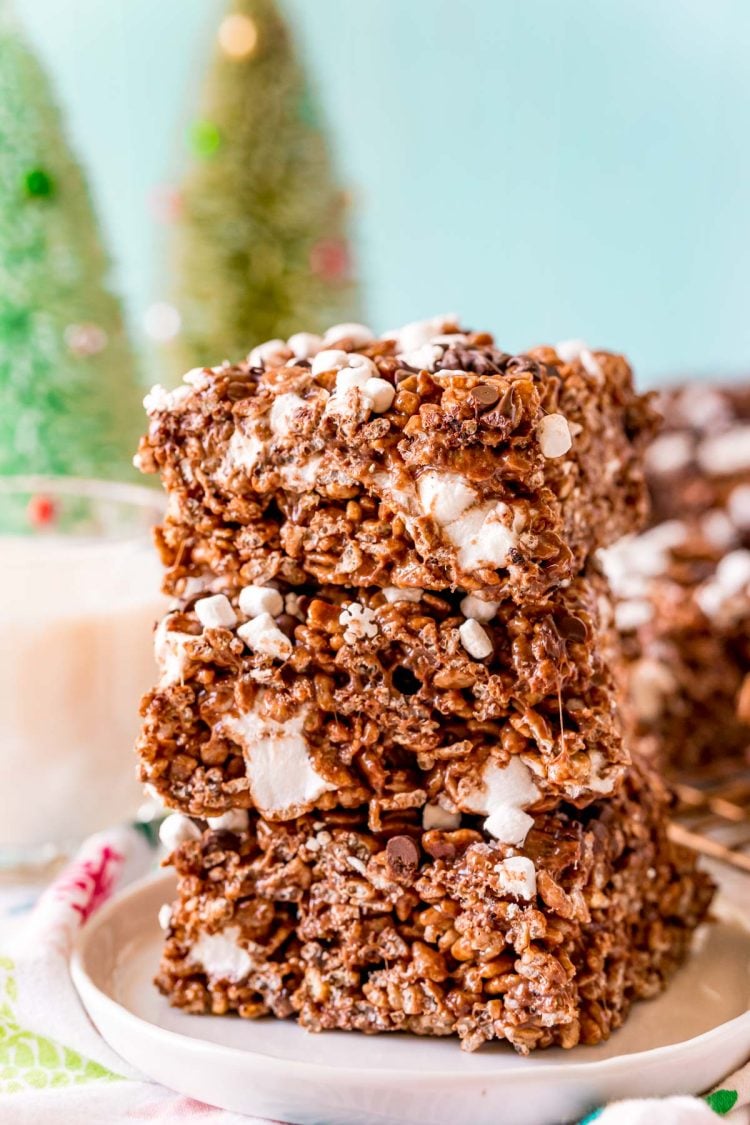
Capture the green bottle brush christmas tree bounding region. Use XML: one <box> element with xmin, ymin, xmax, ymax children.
<box><xmin>0</xmin><ymin>4</ymin><xmax>143</xmax><ymax>482</ymax></box>
<box><xmin>167</xmin><ymin>0</ymin><xmax>360</xmax><ymax>377</ymax></box>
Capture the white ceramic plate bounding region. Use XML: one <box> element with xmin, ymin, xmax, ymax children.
<box><xmin>71</xmin><ymin>867</ymin><xmax>750</xmax><ymax>1125</ymax></box>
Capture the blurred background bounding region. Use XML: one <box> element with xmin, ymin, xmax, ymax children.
<box><xmin>16</xmin><ymin>0</ymin><xmax>750</xmax><ymax>394</ymax></box>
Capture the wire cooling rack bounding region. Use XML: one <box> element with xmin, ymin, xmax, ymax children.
<box><xmin>669</xmin><ymin>763</ymin><xmax>750</xmax><ymax>874</ymax></box>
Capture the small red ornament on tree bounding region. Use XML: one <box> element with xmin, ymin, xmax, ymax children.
<box><xmin>27</xmin><ymin>494</ymin><xmax>56</xmax><ymax>528</ymax></box>
<box><xmin>309</xmin><ymin>237</ymin><xmax>351</xmax><ymax>282</ymax></box>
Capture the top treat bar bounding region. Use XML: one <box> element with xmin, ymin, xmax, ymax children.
<box><xmin>138</xmin><ymin>317</ymin><xmax>657</xmax><ymax>599</ymax></box>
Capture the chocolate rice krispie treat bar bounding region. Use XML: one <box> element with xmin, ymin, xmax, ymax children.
<box><xmin>646</xmin><ymin>382</ymin><xmax>750</xmax><ymax>541</ymax></box>
<box><xmin>604</xmin><ymin>504</ymin><xmax>750</xmax><ymax>773</ymax></box>
<box><xmin>137</xmin><ymin>319</ymin><xmax>657</xmax><ymax>600</ymax></box>
<box><xmin>139</xmin><ymin>567</ymin><xmax>626</xmax><ymax>828</ymax></box>
<box><xmin>155</xmin><ymin>756</ymin><xmax>713</xmax><ymax>1054</ymax></box>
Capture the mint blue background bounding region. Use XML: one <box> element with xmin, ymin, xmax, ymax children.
<box><xmin>17</xmin><ymin>0</ymin><xmax>750</xmax><ymax>385</ymax></box>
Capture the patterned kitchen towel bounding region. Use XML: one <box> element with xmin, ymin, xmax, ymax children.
<box><xmin>0</xmin><ymin>826</ymin><xmax>262</xmax><ymax>1124</ymax></box>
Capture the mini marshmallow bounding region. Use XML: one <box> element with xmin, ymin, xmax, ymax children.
<box><xmin>143</xmin><ymin>383</ymin><xmax>191</xmax><ymax>414</ymax></box>
<box><xmin>729</xmin><ymin>484</ymin><xmax>750</xmax><ymax>530</ymax></box>
<box><xmin>195</xmin><ymin>594</ymin><xmax>237</xmax><ymax>630</ymax></box>
<box><xmin>395</xmin><ymin>314</ymin><xmax>455</xmax><ymax>353</ymax></box>
<box><xmin>159</xmin><ymin>813</ymin><xmax>201</xmax><ymax>852</ymax></box>
<box><xmin>322</xmin><ymin>322</ymin><xmax>374</xmax><ymax>347</ymax></box>
<box><xmin>190</xmin><ymin>927</ymin><xmax>252</xmax><ymax>983</ymax></box>
<box><xmin>614</xmin><ymin>598</ymin><xmax>654</xmax><ymax>632</ymax></box>
<box><xmin>697</xmin><ymin>425</ymin><xmax>750</xmax><ymax>475</ymax></box>
<box><xmin>398</xmin><ymin>343</ymin><xmax>444</xmax><ymax>371</ymax></box>
<box><xmin>269</xmin><ymin>392</ymin><xmax>306</xmax><ymax>436</ymax></box>
<box><xmin>459</xmin><ymin>618</ymin><xmax>493</xmax><ymax>660</ymax></box>
<box><xmin>287</xmin><ymin>331</ymin><xmax>323</xmax><ymax>359</ymax></box>
<box><xmin>158</xmin><ymin>903</ymin><xmax>173</xmax><ymax>931</ymax></box>
<box><xmin>537</xmin><ymin>413</ymin><xmax>572</xmax><ymax>458</ymax></box>
<box><xmin>363</xmin><ymin>377</ymin><xmax>395</xmax><ymax>413</ymax></box>
<box><xmin>248</xmin><ymin>338</ymin><xmax>292</xmax><ymax>367</ymax></box>
<box><xmin>555</xmin><ymin>339</ymin><xmax>603</xmax><ymax>380</ymax></box>
<box><xmin>339</xmin><ymin>603</ymin><xmax>379</xmax><ymax>644</ymax></box>
<box><xmin>238</xmin><ymin>612</ymin><xmax>293</xmax><ymax>660</ymax></box>
<box><xmin>460</xmin><ymin>594</ymin><xmax>501</xmax><ymax>623</ymax></box>
<box><xmin>383</xmin><ymin>587</ymin><xmax>423</xmax><ymax>603</ymax></box>
<box><xmin>311</xmin><ymin>349</ymin><xmax>349</xmax><ymax>376</ymax></box>
<box><xmin>417</xmin><ymin>470</ymin><xmax>476</xmax><ymax>526</ymax></box>
<box><xmin>239</xmin><ymin>585</ymin><xmax>284</xmax><ymax>619</ymax></box>
<box><xmin>206</xmin><ymin>808</ymin><xmax>250</xmax><ymax>832</ymax></box>
<box><xmin>460</xmin><ymin>756</ymin><xmax>540</xmax><ymax>845</ymax></box>
<box><xmin>182</xmin><ymin>367</ymin><xmax>212</xmax><ymax>389</ymax></box>
<box><xmin>494</xmin><ymin>856</ymin><xmax>537</xmax><ymax>900</ymax></box>
<box><xmin>335</xmin><ymin>366</ymin><xmax>371</xmax><ymax>393</ymax></box>
<box><xmin>422</xmin><ymin>803</ymin><xmax>461</xmax><ymax>831</ymax></box>
<box><xmin>645</xmin><ymin>432</ymin><xmax>694</xmax><ymax>476</ymax></box>
<box><xmin>629</xmin><ymin>658</ymin><xmax>676</xmax><ymax>722</ymax></box>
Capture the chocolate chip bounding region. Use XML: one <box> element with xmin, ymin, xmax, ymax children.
<box><xmin>556</xmin><ymin>613</ymin><xmax>588</xmax><ymax>644</ymax></box>
<box><xmin>506</xmin><ymin>355</ymin><xmax>542</xmax><ymax>378</ymax></box>
<box><xmin>468</xmin><ymin>384</ymin><xmax>500</xmax><ymax>408</ymax></box>
<box><xmin>385</xmin><ymin>835</ymin><xmax>420</xmax><ymax>882</ymax></box>
<box><xmin>275</xmin><ymin>613</ymin><xmax>299</xmax><ymax>639</ymax></box>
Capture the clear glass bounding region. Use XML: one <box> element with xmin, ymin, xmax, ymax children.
<box><xmin>0</xmin><ymin>477</ymin><xmax>167</xmax><ymax>872</ymax></box>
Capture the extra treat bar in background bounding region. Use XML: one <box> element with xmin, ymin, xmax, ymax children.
<box><xmin>645</xmin><ymin>383</ymin><xmax>750</xmax><ymax>537</ymax></box>
<box><xmin>155</xmin><ymin>755</ymin><xmax>713</xmax><ymax>1054</ymax></box>
<box><xmin>137</xmin><ymin>319</ymin><xmax>657</xmax><ymax>601</ymax></box>
<box><xmin>138</xmin><ymin>566</ymin><xmax>627</xmax><ymax>828</ymax></box>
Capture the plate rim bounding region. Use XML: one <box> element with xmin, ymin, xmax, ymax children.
<box><xmin>71</xmin><ymin>867</ymin><xmax>750</xmax><ymax>1086</ymax></box>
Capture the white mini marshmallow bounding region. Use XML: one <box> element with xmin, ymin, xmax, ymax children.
<box><xmin>154</xmin><ymin>617</ymin><xmax>194</xmax><ymax>686</ymax></box>
<box><xmin>335</xmin><ymin>366</ymin><xmax>371</xmax><ymax>393</ymax></box>
<box><xmin>311</xmin><ymin>349</ymin><xmax>349</xmax><ymax>376</ymax></box>
<box><xmin>729</xmin><ymin>484</ymin><xmax>750</xmax><ymax>530</ymax></box>
<box><xmin>398</xmin><ymin>343</ymin><xmax>444</xmax><ymax>371</ymax></box>
<box><xmin>238</xmin><ymin>613</ymin><xmax>293</xmax><ymax>659</ymax></box>
<box><xmin>239</xmin><ymin>585</ymin><xmax>284</xmax><ymax>619</ymax></box>
<box><xmin>494</xmin><ymin>856</ymin><xmax>537</xmax><ymax>900</ymax></box>
<box><xmin>697</xmin><ymin>425</ymin><xmax>750</xmax><ymax>475</ymax></box>
<box><xmin>537</xmin><ymin>413</ymin><xmax>573</xmax><ymax>458</ymax></box>
<box><xmin>417</xmin><ymin>470</ymin><xmax>477</xmax><ymax>525</ymax></box>
<box><xmin>645</xmin><ymin>432</ymin><xmax>694</xmax><ymax>476</ymax></box>
<box><xmin>143</xmin><ymin>383</ymin><xmax>191</xmax><ymax>414</ymax></box>
<box><xmin>629</xmin><ymin>658</ymin><xmax>676</xmax><ymax>722</ymax></box>
<box><xmin>159</xmin><ymin>813</ymin><xmax>201</xmax><ymax>852</ymax></box>
<box><xmin>395</xmin><ymin>314</ymin><xmax>455</xmax><ymax>353</ymax></box>
<box><xmin>195</xmin><ymin>594</ymin><xmax>237</xmax><ymax>630</ymax></box>
<box><xmin>269</xmin><ymin>392</ymin><xmax>306</xmax><ymax>437</ymax></box>
<box><xmin>190</xmin><ymin>926</ymin><xmax>252</xmax><ymax>983</ymax></box>
<box><xmin>459</xmin><ymin>756</ymin><xmax>540</xmax><ymax>845</ymax></box>
<box><xmin>614</xmin><ymin>598</ymin><xmax>653</xmax><ymax>632</ymax></box>
<box><xmin>182</xmin><ymin>367</ymin><xmax>212</xmax><ymax>389</ymax></box>
<box><xmin>206</xmin><ymin>808</ymin><xmax>250</xmax><ymax>832</ymax></box>
<box><xmin>322</xmin><ymin>322</ymin><xmax>374</xmax><ymax>347</ymax></box>
<box><xmin>459</xmin><ymin>618</ymin><xmax>493</xmax><ymax>660</ymax></box>
<box><xmin>422</xmin><ymin>803</ymin><xmax>461</xmax><ymax>831</ymax></box>
<box><xmin>460</xmin><ymin>594</ymin><xmax>501</xmax><ymax>623</ymax></box>
<box><xmin>248</xmin><ymin>338</ymin><xmax>292</xmax><ymax>367</ymax></box>
<box><xmin>339</xmin><ymin>603</ymin><xmax>379</xmax><ymax>644</ymax></box>
<box><xmin>225</xmin><ymin>700</ymin><xmax>336</xmax><ymax>818</ymax></box>
<box><xmin>383</xmin><ymin>587</ymin><xmax>424</xmax><ymax>603</ymax></box>
<box><xmin>363</xmin><ymin>377</ymin><xmax>395</xmax><ymax>413</ymax></box>
<box><xmin>158</xmin><ymin>903</ymin><xmax>173</xmax><ymax>931</ymax></box>
<box><xmin>287</xmin><ymin>331</ymin><xmax>323</xmax><ymax>359</ymax></box>
<box><xmin>555</xmin><ymin>339</ymin><xmax>603</xmax><ymax>380</ymax></box>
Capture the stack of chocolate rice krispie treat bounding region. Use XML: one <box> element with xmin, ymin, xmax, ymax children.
<box><xmin>136</xmin><ymin>318</ymin><xmax>713</xmax><ymax>1053</ymax></box>
<box><xmin>604</xmin><ymin>382</ymin><xmax>750</xmax><ymax>774</ymax></box>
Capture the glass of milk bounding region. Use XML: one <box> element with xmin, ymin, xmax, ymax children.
<box><xmin>0</xmin><ymin>476</ymin><xmax>166</xmax><ymax>871</ymax></box>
